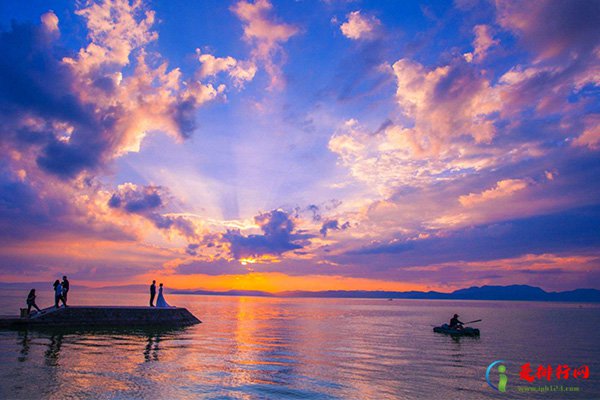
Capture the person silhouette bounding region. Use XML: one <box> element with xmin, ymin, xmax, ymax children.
<box><xmin>449</xmin><ymin>314</ymin><xmax>464</xmax><ymax>330</ymax></box>
<box><xmin>156</xmin><ymin>283</ymin><xmax>170</xmax><ymax>307</ymax></box>
<box><xmin>53</xmin><ymin>280</ymin><xmax>66</xmax><ymax>308</ymax></box>
<box><xmin>62</xmin><ymin>276</ymin><xmax>70</xmax><ymax>305</ymax></box>
<box><xmin>26</xmin><ymin>289</ymin><xmax>42</xmax><ymax>314</ymax></box>
<box><xmin>149</xmin><ymin>280</ymin><xmax>156</xmax><ymax>307</ymax></box>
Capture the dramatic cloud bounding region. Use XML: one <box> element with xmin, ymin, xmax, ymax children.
<box><xmin>340</xmin><ymin>11</ymin><xmax>381</xmax><ymax>40</ymax></box>
<box><xmin>329</xmin><ymin>0</ymin><xmax>599</xmax><ymax>195</ymax></box>
<box><xmin>329</xmin><ymin>55</ymin><xmax>505</xmax><ymax>192</ymax></box>
<box><xmin>221</xmin><ymin>209</ymin><xmax>313</xmax><ymax>261</ymax></box>
<box><xmin>324</xmin><ymin>0</ymin><xmax>599</xmax><ymax>291</ymax></box>
<box><xmin>231</xmin><ymin>0</ymin><xmax>298</xmax><ymax>89</ymax></box>
<box><xmin>0</xmin><ymin>0</ymin><xmax>221</xmax><ymax>180</ymax></box>
<box><xmin>0</xmin><ymin>1</ymin><xmax>232</xmax><ymax>281</ymax></box>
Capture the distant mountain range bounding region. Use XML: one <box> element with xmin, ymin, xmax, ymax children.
<box><xmin>172</xmin><ymin>285</ymin><xmax>600</xmax><ymax>302</ymax></box>
<box><xmin>1</xmin><ymin>283</ymin><xmax>599</xmax><ymax>302</ymax></box>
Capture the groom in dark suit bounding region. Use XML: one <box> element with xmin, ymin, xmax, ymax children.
<box><xmin>149</xmin><ymin>280</ymin><xmax>156</xmax><ymax>307</ymax></box>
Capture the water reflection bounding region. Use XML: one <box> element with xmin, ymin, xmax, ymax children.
<box><xmin>144</xmin><ymin>333</ymin><xmax>161</xmax><ymax>362</ymax></box>
<box><xmin>17</xmin><ymin>330</ymin><xmax>30</xmax><ymax>363</ymax></box>
<box><xmin>44</xmin><ymin>333</ymin><xmax>63</xmax><ymax>367</ymax></box>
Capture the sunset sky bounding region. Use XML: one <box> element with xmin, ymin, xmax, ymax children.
<box><xmin>1</xmin><ymin>0</ymin><xmax>599</xmax><ymax>292</ymax></box>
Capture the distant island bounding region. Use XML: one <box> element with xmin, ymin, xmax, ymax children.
<box><xmin>172</xmin><ymin>285</ymin><xmax>600</xmax><ymax>302</ymax></box>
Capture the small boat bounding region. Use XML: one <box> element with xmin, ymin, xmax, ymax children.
<box><xmin>433</xmin><ymin>323</ymin><xmax>480</xmax><ymax>336</ymax></box>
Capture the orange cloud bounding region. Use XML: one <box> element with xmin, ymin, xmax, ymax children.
<box><xmin>459</xmin><ymin>179</ymin><xmax>529</xmax><ymax>207</ymax></box>
<box><xmin>41</xmin><ymin>11</ymin><xmax>59</xmax><ymax>33</ymax></box>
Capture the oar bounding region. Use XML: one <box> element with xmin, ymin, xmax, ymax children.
<box><xmin>430</xmin><ymin>319</ymin><xmax>482</xmax><ymax>327</ymax></box>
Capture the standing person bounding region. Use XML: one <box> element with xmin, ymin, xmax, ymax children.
<box><xmin>149</xmin><ymin>280</ymin><xmax>156</xmax><ymax>307</ymax></box>
<box><xmin>26</xmin><ymin>289</ymin><xmax>42</xmax><ymax>314</ymax></box>
<box><xmin>53</xmin><ymin>280</ymin><xmax>66</xmax><ymax>309</ymax></box>
<box><xmin>62</xmin><ymin>276</ymin><xmax>70</xmax><ymax>305</ymax></box>
<box><xmin>156</xmin><ymin>283</ymin><xmax>170</xmax><ymax>308</ymax></box>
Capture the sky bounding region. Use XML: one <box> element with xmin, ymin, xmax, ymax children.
<box><xmin>0</xmin><ymin>0</ymin><xmax>599</xmax><ymax>292</ymax></box>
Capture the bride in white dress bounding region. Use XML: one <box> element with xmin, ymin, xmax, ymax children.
<box><xmin>156</xmin><ymin>283</ymin><xmax>171</xmax><ymax>307</ymax></box>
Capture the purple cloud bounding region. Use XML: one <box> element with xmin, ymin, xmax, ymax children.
<box><xmin>222</xmin><ymin>209</ymin><xmax>314</xmax><ymax>259</ymax></box>
<box><xmin>320</xmin><ymin>219</ymin><xmax>350</xmax><ymax>237</ymax></box>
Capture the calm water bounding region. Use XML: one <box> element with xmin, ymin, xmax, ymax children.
<box><xmin>0</xmin><ymin>289</ymin><xmax>599</xmax><ymax>399</ymax></box>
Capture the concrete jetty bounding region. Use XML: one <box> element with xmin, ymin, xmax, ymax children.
<box><xmin>0</xmin><ymin>306</ymin><xmax>201</xmax><ymax>329</ymax></box>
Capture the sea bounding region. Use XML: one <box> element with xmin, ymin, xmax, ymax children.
<box><xmin>0</xmin><ymin>288</ymin><xmax>599</xmax><ymax>399</ymax></box>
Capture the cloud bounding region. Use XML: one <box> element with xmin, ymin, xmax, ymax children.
<box><xmin>329</xmin><ymin>1</ymin><xmax>599</xmax><ymax>196</ymax></box>
<box><xmin>495</xmin><ymin>0</ymin><xmax>600</xmax><ymax>62</ymax></box>
<box><xmin>67</xmin><ymin>0</ymin><xmax>157</xmax><ymax>72</ymax></box>
<box><xmin>393</xmin><ymin>58</ymin><xmax>500</xmax><ymax>146</ymax></box>
<box><xmin>231</xmin><ymin>0</ymin><xmax>298</xmax><ymax>89</ymax></box>
<box><xmin>0</xmin><ymin>1</ymin><xmax>221</xmax><ymax>180</ymax></box>
<box><xmin>464</xmin><ymin>24</ymin><xmax>497</xmax><ymax>62</ymax></box>
<box><xmin>40</xmin><ymin>11</ymin><xmax>59</xmax><ymax>33</ymax></box>
<box><xmin>198</xmin><ymin>53</ymin><xmax>237</xmax><ymax>76</ymax></box>
<box><xmin>108</xmin><ymin>183</ymin><xmax>163</xmax><ymax>213</ymax></box>
<box><xmin>197</xmin><ymin>49</ymin><xmax>257</xmax><ymax>88</ymax></box>
<box><xmin>330</xmin><ymin>57</ymin><xmax>504</xmax><ymax>193</ymax></box>
<box><xmin>492</xmin><ymin>0</ymin><xmax>599</xmax><ymax>116</ymax></box>
<box><xmin>0</xmin><ymin>2</ymin><xmax>227</xmax><ymax>277</ymax></box>
<box><xmin>0</xmin><ymin>161</ymin><xmax>136</xmax><ymax>246</ymax></box>
<box><xmin>341</xmin><ymin>204</ymin><xmax>600</xmax><ymax>267</ymax></box>
<box><xmin>340</xmin><ymin>11</ymin><xmax>381</xmax><ymax>40</ymax></box>
<box><xmin>108</xmin><ymin>183</ymin><xmax>197</xmax><ymax>239</ymax></box>
<box><xmin>573</xmin><ymin>115</ymin><xmax>600</xmax><ymax>150</ymax></box>
<box><xmin>459</xmin><ymin>179</ymin><xmax>529</xmax><ymax>207</ymax></box>
<box><xmin>221</xmin><ymin>209</ymin><xmax>313</xmax><ymax>260</ymax></box>
<box><xmin>185</xmin><ymin>243</ymin><xmax>200</xmax><ymax>256</ymax></box>
<box><xmin>320</xmin><ymin>219</ymin><xmax>350</xmax><ymax>237</ymax></box>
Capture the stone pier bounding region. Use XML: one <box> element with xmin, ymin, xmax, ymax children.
<box><xmin>0</xmin><ymin>306</ymin><xmax>201</xmax><ymax>329</ymax></box>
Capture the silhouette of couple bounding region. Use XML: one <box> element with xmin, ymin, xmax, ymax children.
<box><xmin>53</xmin><ymin>276</ymin><xmax>69</xmax><ymax>309</ymax></box>
<box><xmin>149</xmin><ymin>281</ymin><xmax>170</xmax><ymax>307</ymax></box>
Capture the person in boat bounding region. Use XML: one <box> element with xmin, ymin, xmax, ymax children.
<box><xmin>449</xmin><ymin>314</ymin><xmax>464</xmax><ymax>330</ymax></box>
<box><xmin>26</xmin><ymin>289</ymin><xmax>42</xmax><ymax>314</ymax></box>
